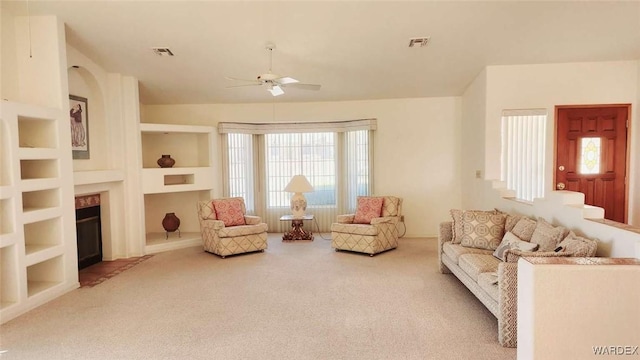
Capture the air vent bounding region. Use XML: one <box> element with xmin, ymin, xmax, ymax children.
<box><xmin>408</xmin><ymin>37</ymin><xmax>430</xmax><ymax>48</ymax></box>
<box><xmin>151</xmin><ymin>47</ymin><xmax>174</xmax><ymax>56</ymax></box>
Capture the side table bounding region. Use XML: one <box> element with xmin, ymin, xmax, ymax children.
<box><xmin>280</xmin><ymin>214</ymin><xmax>314</xmax><ymax>241</ymax></box>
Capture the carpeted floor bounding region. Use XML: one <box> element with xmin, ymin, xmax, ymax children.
<box><xmin>0</xmin><ymin>235</ymin><xmax>516</xmax><ymax>360</ymax></box>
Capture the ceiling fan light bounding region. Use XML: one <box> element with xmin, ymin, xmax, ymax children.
<box><xmin>268</xmin><ymin>85</ymin><xmax>284</xmax><ymax>96</ymax></box>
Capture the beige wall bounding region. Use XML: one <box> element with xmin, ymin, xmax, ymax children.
<box><xmin>462</xmin><ymin>61</ymin><xmax>639</xmax><ymax>227</ymax></box>
<box><xmin>143</xmin><ymin>97</ymin><xmax>462</xmax><ymax>237</ymax></box>
<box><xmin>1</xmin><ymin>6</ymin><xmax>19</xmax><ymax>102</ymax></box>
<box><xmin>460</xmin><ymin>69</ymin><xmax>487</xmax><ymax>209</ymax></box>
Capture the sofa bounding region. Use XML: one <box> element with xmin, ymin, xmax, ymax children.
<box><xmin>438</xmin><ymin>209</ymin><xmax>598</xmax><ymax>347</ymax></box>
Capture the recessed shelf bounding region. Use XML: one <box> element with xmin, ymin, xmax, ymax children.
<box><xmin>22</xmin><ymin>188</ymin><xmax>60</xmax><ymax>213</ymax></box>
<box><xmin>0</xmin><ymin>198</ymin><xmax>15</xmax><ymax>235</ymax></box>
<box><xmin>23</xmin><ymin>217</ymin><xmax>62</xmax><ymax>254</ymax></box>
<box><xmin>141</xmin><ymin>132</ymin><xmax>211</xmax><ymax>168</ymax></box>
<box><xmin>27</xmin><ymin>255</ymin><xmax>63</xmax><ymax>298</ymax></box>
<box><xmin>145</xmin><ymin>232</ymin><xmax>202</xmax><ymax>254</ymax></box>
<box><xmin>0</xmin><ymin>245</ymin><xmax>19</xmax><ymax>308</ymax></box>
<box><xmin>18</xmin><ymin>116</ymin><xmax>58</xmax><ymax>149</ymax></box>
<box><xmin>164</xmin><ymin>174</ymin><xmax>195</xmax><ymax>186</ymax></box>
<box><xmin>20</xmin><ymin>159</ymin><xmax>59</xmax><ymax>180</ymax></box>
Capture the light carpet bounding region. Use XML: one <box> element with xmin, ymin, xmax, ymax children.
<box><xmin>0</xmin><ymin>235</ymin><xmax>516</xmax><ymax>360</ymax></box>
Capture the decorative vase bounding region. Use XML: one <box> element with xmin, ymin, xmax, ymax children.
<box><xmin>162</xmin><ymin>212</ymin><xmax>180</xmax><ymax>232</ymax></box>
<box><xmin>157</xmin><ymin>154</ymin><xmax>175</xmax><ymax>168</ymax></box>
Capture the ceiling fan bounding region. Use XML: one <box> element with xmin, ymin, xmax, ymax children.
<box><xmin>226</xmin><ymin>43</ymin><xmax>321</xmax><ymax>97</ymax></box>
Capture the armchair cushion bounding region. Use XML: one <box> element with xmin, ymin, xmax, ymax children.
<box><xmin>244</xmin><ymin>215</ymin><xmax>261</xmax><ymax>225</ymax></box>
<box><xmin>337</xmin><ymin>214</ymin><xmax>355</xmax><ymax>224</ymax></box>
<box><xmin>212</xmin><ymin>198</ymin><xmax>246</xmax><ymax>227</ymax></box>
<box><xmin>353</xmin><ymin>196</ymin><xmax>384</xmax><ymax>224</ymax></box>
<box><xmin>330</xmin><ymin>223</ymin><xmax>379</xmax><ymax>236</ymax></box>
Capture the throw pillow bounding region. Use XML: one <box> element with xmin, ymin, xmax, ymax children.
<box><xmin>212</xmin><ymin>198</ymin><xmax>246</xmax><ymax>227</ymax></box>
<box><xmin>459</xmin><ymin>210</ymin><xmax>506</xmax><ymax>251</ymax></box>
<box><xmin>450</xmin><ymin>209</ymin><xmax>464</xmax><ymax>244</ymax></box>
<box><xmin>530</xmin><ymin>218</ymin><xmax>567</xmax><ymax>252</ymax></box>
<box><xmin>493</xmin><ymin>231</ymin><xmax>539</xmax><ymax>261</ymax></box>
<box><xmin>558</xmin><ymin>231</ymin><xmax>598</xmax><ymax>257</ymax></box>
<box><xmin>511</xmin><ymin>217</ymin><xmax>537</xmax><ymax>241</ymax></box>
<box><xmin>353</xmin><ymin>197</ymin><xmax>384</xmax><ymax>224</ymax></box>
<box><xmin>504</xmin><ymin>214</ymin><xmax>523</xmax><ymax>233</ymax></box>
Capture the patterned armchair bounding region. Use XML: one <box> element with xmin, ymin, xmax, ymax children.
<box><xmin>196</xmin><ymin>197</ymin><xmax>268</xmax><ymax>258</ymax></box>
<box><xmin>331</xmin><ymin>196</ymin><xmax>403</xmax><ymax>256</ymax></box>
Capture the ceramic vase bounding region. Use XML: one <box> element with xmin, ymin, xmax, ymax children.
<box><xmin>162</xmin><ymin>212</ymin><xmax>180</xmax><ymax>232</ymax></box>
<box><xmin>157</xmin><ymin>154</ymin><xmax>175</xmax><ymax>168</ymax></box>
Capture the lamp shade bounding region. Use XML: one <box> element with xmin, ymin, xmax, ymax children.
<box><xmin>284</xmin><ymin>175</ymin><xmax>314</xmax><ymax>193</ymax></box>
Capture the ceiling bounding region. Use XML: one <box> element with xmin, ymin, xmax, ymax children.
<box><xmin>3</xmin><ymin>1</ymin><xmax>640</xmax><ymax>105</ymax></box>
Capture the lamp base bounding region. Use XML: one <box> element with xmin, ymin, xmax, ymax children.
<box><xmin>290</xmin><ymin>192</ymin><xmax>307</xmax><ymax>218</ymax></box>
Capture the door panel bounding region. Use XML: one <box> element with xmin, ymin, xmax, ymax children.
<box><xmin>556</xmin><ymin>106</ymin><xmax>628</xmax><ymax>223</ymax></box>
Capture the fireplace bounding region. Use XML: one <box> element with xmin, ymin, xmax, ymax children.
<box><xmin>75</xmin><ymin>194</ymin><xmax>103</xmax><ymax>270</ymax></box>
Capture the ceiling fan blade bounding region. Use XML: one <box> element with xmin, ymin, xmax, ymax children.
<box><xmin>225</xmin><ymin>76</ymin><xmax>260</xmax><ymax>83</ymax></box>
<box><xmin>268</xmin><ymin>85</ymin><xmax>284</xmax><ymax>96</ymax></box>
<box><xmin>275</xmin><ymin>76</ymin><xmax>299</xmax><ymax>85</ymax></box>
<box><xmin>226</xmin><ymin>83</ymin><xmax>263</xmax><ymax>88</ymax></box>
<box><xmin>283</xmin><ymin>83</ymin><xmax>321</xmax><ymax>91</ymax></box>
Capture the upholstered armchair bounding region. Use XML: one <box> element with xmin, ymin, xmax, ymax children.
<box><xmin>196</xmin><ymin>197</ymin><xmax>268</xmax><ymax>258</ymax></box>
<box><xmin>331</xmin><ymin>196</ymin><xmax>403</xmax><ymax>256</ymax></box>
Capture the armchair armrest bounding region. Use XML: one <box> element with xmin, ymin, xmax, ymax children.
<box><xmin>503</xmin><ymin>249</ymin><xmax>574</xmax><ymax>263</ymax></box>
<box><xmin>244</xmin><ymin>215</ymin><xmax>261</xmax><ymax>225</ymax></box>
<box><xmin>337</xmin><ymin>214</ymin><xmax>355</xmax><ymax>224</ymax></box>
<box><xmin>202</xmin><ymin>219</ymin><xmax>225</xmax><ymax>231</ymax></box>
<box><xmin>371</xmin><ymin>216</ymin><xmax>399</xmax><ymax>225</ymax></box>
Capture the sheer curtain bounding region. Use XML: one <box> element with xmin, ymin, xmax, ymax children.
<box><xmin>501</xmin><ymin>109</ymin><xmax>547</xmax><ymax>202</ymax></box>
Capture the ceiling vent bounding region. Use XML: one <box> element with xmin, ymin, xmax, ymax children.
<box><xmin>408</xmin><ymin>37</ymin><xmax>430</xmax><ymax>48</ymax></box>
<box><xmin>151</xmin><ymin>47</ymin><xmax>174</xmax><ymax>56</ymax></box>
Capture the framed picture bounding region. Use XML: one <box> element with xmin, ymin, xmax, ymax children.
<box><xmin>69</xmin><ymin>95</ymin><xmax>90</xmax><ymax>159</ymax></box>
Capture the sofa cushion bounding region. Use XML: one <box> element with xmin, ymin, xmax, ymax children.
<box><xmin>212</xmin><ymin>198</ymin><xmax>246</xmax><ymax>227</ymax></box>
<box><xmin>460</xmin><ymin>210</ymin><xmax>506</xmax><ymax>251</ymax></box>
<box><xmin>353</xmin><ymin>196</ymin><xmax>384</xmax><ymax>224</ymax></box>
<box><xmin>477</xmin><ymin>272</ymin><xmax>499</xmax><ymax>302</ymax></box>
<box><xmin>493</xmin><ymin>232</ymin><xmax>539</xmax><ymax>261</ymax></box>
<box><xmin>442</xmin><ymin>242</ymin><xmax>493</xmax><ymax>264</ymax></box>
<box><xmin>558</xmin><ymin>231</ymin><xmax>598</xmax><ymax>257</ymax></box>
<box><xmin>450</xmin><ymin>209</ymin><xmax>464</xmax><ymax>244</ymax></box>
<box><xmin>511</xmin><ymin>217</ymin><xmax>537</xmax><ymax>241</ymax></box>
<box><xmin>458</xmin><ymin>254</ymin><xmax>500</xmax><ymax>281</ymax></box>
<box><xmin>530</xmin><ymin>218</ymin><xmax>567</xmax><ymax>252</ymax></box>
<box><xmin>504</xmin><ymin>214</ymin><xmax>523</xmax><ymax>233</ymax></box>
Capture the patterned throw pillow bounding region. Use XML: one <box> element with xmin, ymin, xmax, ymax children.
<box><xmin>511</xmin><ymin>217</ymin><xmax>537</xmax><ymax>241</ymax></box>
<box><xmin>354</xmin><ymin>197</ymin><xmax>384</xmax><ymax>224</ymax></box>
<box><xmin>530</xmin><ymin>218</ymin><xmax>567</xmax><ymax>252</ymax></box>
<box><xmin>493</xmin><ymin>231</ymin><xmax>539</xmax><ymax>261</ymax></box>
<box><xmin>212</xmin><ymin>198</ymin><xmax>246</xmax><ymax>227</ymax></box>
<box><xmin>459</xmin><ymin>210</ymin><xmax>506</xmax><ymax>251</ymax></box>
<box><xmin>558</xmin><ymin>231</ymin><xmax>598</xmax><ymax>257</ymax></box>
<box><xmin>504</xmin><ymin>214</ymin><xmax>523</xmax><ymax>233</ymax></box>
<box><xmin>450</xmin><ymin>209</ymin><xmax>464</xmax><ymax>244</ymax></box>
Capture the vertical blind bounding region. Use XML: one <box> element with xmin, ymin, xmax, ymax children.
<box><xmin>501</xmin><ymin>110</ymin><xmax>547</xmax><ymax>202</ymax></box>
<box><xmin>221</xmin><ymin>121</ymin><xmax>375</xmax><ymax>232</ymax></box>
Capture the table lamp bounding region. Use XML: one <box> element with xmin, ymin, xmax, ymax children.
<box><xmin>284</xmin><ymin>175</ymin><xmax>314</xmax><ymax>218</ymax></box>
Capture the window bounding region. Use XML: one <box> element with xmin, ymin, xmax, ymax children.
<box><xmin>219</xmin><ymin>119</ymin><xmax>375</xmax><ymax>231</ymax></box>
<box><xmin>501</xmin><ymin>110</ymin><xmax>547</xmax><ymax>202</ymax></box>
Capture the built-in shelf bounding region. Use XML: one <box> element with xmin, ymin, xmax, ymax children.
<box><xmin>23</xmin><ymin>215</ymin><xmax>61</xmax><ymax>253</ymax></box>
<box><xmin>25</xmin><ymin>245</ymin><xmax>64</xmax><ymax>267</ymax></box>
<box><xmin>73</xmin><ymin>170</ymin><xmax>125</xmax><ymax>186</ymax></box>
<box><xmin>0</xmin><ymin>245</ymin><xmax>18</xmax><ymax>308</ymax></box>
<box><xmin>22</xmin><ymin>188</ymin><xmax>60</xmax><ymax>212</ymax></box>
<box><xmin>26</xmin><ymin>255</ymin><xmax>63</xmax><ymax>298</ymax></box>
<box><xmin>20</xmin><ymin>159</ymin><xmax>59</xmax><ymax>180</ymax></box>
<box><xmin>145</xmin><ymin>232</ymin><xmax>202</xmax><ymax>254</ymax></box>
<box><xmin>18</xmin><ymin>115</ymin><xmax>57</xmax><ymax>149</ymax></box>
<box><xmin>0</xmin><ymin>198</ymin><xmax>14</xmax><ymax>235</ymax></box>
<box><xmin>18</xmin><ymin>148</ymin><xmax>58</xmax><ymax>160</ymax></box>
<box><xmin>142</xmin><ymin>167</ymin><xmax>213</xmax><ymax>194</ymax></box>
<box><xmin>20</xmin><ymin>178</ymin><xmax>60</xmax><ymax>193</ymax></box>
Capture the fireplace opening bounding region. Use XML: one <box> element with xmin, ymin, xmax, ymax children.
<box><xmin>75</xmin><ymin>195</ymin><xmax>102</xmax><ymax>270</ymax></box>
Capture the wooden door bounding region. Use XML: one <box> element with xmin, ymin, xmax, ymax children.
<box><xmin>555</xmin><ymin>105</ymin><xmax>629</xmax><ymax>223</ymax></box>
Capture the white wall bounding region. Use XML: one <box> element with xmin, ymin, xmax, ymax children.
<box><xmin>1</xmin><ymin>6</ymin><xmax>19</xmax><ymax>101</ymax></box>
<box><xmin>484</xmin><ymin>61</ymin><xmax>639</xmax><ymax>225</ymax></box>
<box><xmin>142</xmin><ymin>97</ymin><xmax>462</xmax><ymax>237</ymax></box>
<box><xmin>460</xmin><ymin>69</ymin><xmax>487</xmax><ymax>209</ymax></box>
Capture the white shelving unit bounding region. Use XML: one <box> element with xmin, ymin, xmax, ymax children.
<box><xmin>0</xmin><ymin>102</ymin><xmax>78</xmax><ymax>324</ymax></box>
<box><xmin>139</xmin><ymin>123</ymin><xmax>215</xmax><ymax>254</ymax></box>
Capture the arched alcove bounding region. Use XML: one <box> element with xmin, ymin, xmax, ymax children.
<box><xmin>67</xmin><ymin>65</ymin><xmax>108</xmax><ymax>171</ymax></box>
